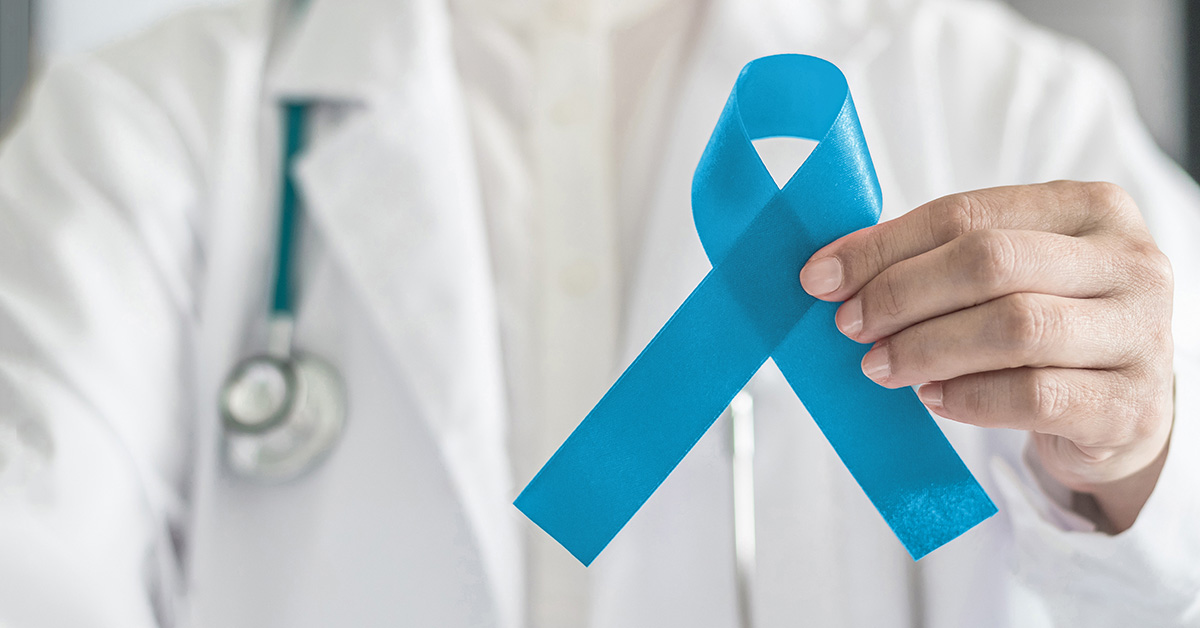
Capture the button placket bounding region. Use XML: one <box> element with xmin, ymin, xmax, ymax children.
<box><xmin>527</xmin><ymin>5</ymin><xmax>619</xmax><ymax>628</ymax></box>
<box><xmin>532</xmin><ymin>10</ymin><xmax>620</xmax><ymax>449</ymax></box>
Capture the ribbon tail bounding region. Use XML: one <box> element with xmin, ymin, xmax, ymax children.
<box><xmin>772</xmin><ymin>300</ymin><xmax>998</xmax><ymax>559</ymax></box>
<box><xmin>515</xmin><ymin>272</ymin><xmax>774</xmax><ymax>565</ymax></box>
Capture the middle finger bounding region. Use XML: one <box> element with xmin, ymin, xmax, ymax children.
<box><xmin>861</xmin><ymin>292</ymin><xmax>1134</xmax><ymax>388</ymax></box>
<box><xmin>837</xmin><ymin>229</ymin><xmax>1120</xmax><ymax>343</ymax></box>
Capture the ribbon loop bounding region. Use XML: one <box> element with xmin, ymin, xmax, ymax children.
<box><xmin>516</xmin><ymin>54</ymin><xmax>996</xmax><ymax>566</ymax></box>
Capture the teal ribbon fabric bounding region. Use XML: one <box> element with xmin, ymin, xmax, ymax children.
<box><xmin>515</xmin><ymin>54</ymin><xmax>996</xmax><ymax>566</ymax></box>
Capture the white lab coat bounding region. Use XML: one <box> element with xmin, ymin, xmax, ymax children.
<box><xmin>0</xmin><ymin>0</ymin><xmax>1198</xmax><ymax>626</ymax></box>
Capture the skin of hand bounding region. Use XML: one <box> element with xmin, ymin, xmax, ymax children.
<box><xmin>799</xmin><ymin>181</ymin><xmax>1174</xmax><ymax>533</ymax></box>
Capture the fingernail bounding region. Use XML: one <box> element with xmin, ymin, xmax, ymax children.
<box><xmin>836</xmin><ymin>298</ymin><xmax>863</xmax><ymax>337</ymax></box>
<box><xmin>862</xmin><ymin>345</ymin><xmax>890</xmax><ymax>382</ymax></box>
<box><xmin>800</xmin><ymin>257</ymin><xmax>843</xmax><ymax>296</ymax></box>
<box><xmin>917</xmin><ymin>382</ymin><xmax>943</xmax><ymax>409</ymax></box>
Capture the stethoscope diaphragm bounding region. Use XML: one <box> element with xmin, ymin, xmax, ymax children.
<box><xmin>220</xmin><ymin>352</ymin><xmax>345</xmax><ymax>481</ymax></box>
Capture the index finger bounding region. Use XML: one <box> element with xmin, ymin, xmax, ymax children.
<box><xmin>798</xmin><ymin>181</ymin><xmax>1131</xmax><ymax>302</ymax></box>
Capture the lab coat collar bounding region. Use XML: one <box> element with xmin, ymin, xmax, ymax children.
<box><xmin>267</xmin><ymin>0</ymin><xmax>418</xmax><ymax>103</ymax></box>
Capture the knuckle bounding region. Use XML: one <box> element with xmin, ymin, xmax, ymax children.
<box><xmin>862</xmin><ymin>241</ymin><xmax>893</xmax><ymax>285</ymax></box>
<box><xmin>954</xmin><ymin>377</ymin><xmax>997</xmax><ymax>417</ymax></box>
<box><xmin>1082</xmin><ymin>181</ymin><xmax>1134</xmax><ymax>216</ymax></box>
<box><xmin>1025</xmin><ymin>370</ymin><xmax>1071</xmax><ymax>429</ymax></box>
<box><xmin>929</xmin><ymin>193</ymin><xmax>984</xmax><ymax>243</ymax></box>
<box><xmin>1125</xmin><ymin>373</ymin><xmax>1171</xmax><ymax>443</ymax></box>
<box><xmin>1090</xmin><ymin>374</ymin><xmax>1137</xmax><ymax>444</ymax></box>
<box><xmin>996</xmin><ymin>294</ymin><xmax>1055</xmax><ymax>356</ymax></box>
<box><xmin>887</xmin><ymin>334</ymin><xmax>929</xmax><ymax>377</ymax></box>
<box><xmin>1078</xmin><ymin>180</ymin><xmax>1143</xmax><ymax>233</ymax></box>
<box><xmin>867</xmin><ymin>270</ymin><xmax>907</xmax><ymax>319</ymax></box>
<box><xmin>957</xmin><ymin>229</ymin><xmax>1017</xmax><ymax>291</ymax></box>
<box><xmin>838</xmin><ymin>237</ymin><xmax>889</xmax><ymax>292</ymax></box>
<box><xmin>1123</xmin><ymin>408</ymin><xmax>1157</xmax><ymax>445</ymax></box>
<box><xmin>1106</xmin><ymin>397</ymin><xmax>1147</xmax><ymax>447</ymax></box>
<box><xmin>1128</xmin><ymin>241</ymin><xmax>1174</xmax><ymax>294</ymax></box>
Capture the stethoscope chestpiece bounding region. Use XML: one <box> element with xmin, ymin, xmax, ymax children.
<box><xmin>218</xmin><ymin>102</ymin><xmax>347</xmax><ymax>482</ymax></box>
<box><xmin>219</xmin><ymin>352</ymin><xmax>346</xmax><ymax>482</ymax></box>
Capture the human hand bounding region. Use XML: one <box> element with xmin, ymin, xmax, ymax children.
<box><xmin>799</xmin><ymin>181</ymin><xmax>1174</xmax><ymax>532</ymax></box>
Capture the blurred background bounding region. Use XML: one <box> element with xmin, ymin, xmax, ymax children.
<box><xmin>0</xmin><ymin>0</ymin><xmax>1195</xmax><ymax>175</ymax></box>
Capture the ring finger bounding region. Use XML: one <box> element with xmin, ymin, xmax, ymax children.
<box><xmin>917</xmin><ymin>366</ymin><xmax>1144</xmax><ymax>448</ymax></box>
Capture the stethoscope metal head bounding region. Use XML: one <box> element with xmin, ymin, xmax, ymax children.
<box><xmin>221</xmin><ymin>355</ymin><xmax>297</xmax><ymax>434</ymax></box>
<box><xmin>220</xmin><ymin>349</ymin><xmax>346</xmax><ymax>481</ymax></box>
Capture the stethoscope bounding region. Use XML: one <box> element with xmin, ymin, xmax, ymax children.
<box><xmin>218</xmin><ymin>102</ymin><xmax>347</xmax><ymax>481</ymax></box>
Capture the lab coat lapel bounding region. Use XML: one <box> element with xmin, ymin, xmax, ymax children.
<box><xmin>267</xmin><ymin>0</ymin><xmax>522</xmax><ymax>625</ymax></box>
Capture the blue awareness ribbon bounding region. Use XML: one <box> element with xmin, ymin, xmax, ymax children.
<box><xmin>515</xmin><ymin>54</ymin><xmax>997</xmax><ymax>566</ymax></box>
